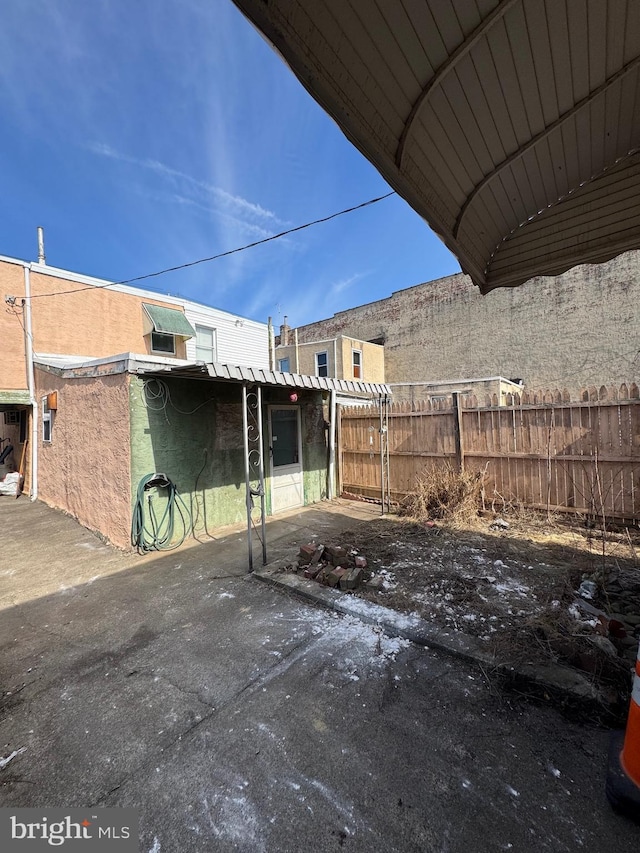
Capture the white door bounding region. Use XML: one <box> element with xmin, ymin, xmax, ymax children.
<box><xmin>269</xmin><ymin>406</ymin><xmax>303</xmax><ymax>513</ymax></box>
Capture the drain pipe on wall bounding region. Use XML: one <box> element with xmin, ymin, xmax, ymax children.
<box><xmin>22</xmin><ymin>264</ymin><xmax>38</xmax><ymax>501</ymax></box>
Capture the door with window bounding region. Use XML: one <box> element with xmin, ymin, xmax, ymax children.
<box><xmin>268</xmin><ymin>406</ymin><xmax>303</xmax><ymax>513</ymax></box>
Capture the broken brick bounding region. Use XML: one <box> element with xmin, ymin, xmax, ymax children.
<box><xmin>339</xmin><ymin>567</ymin><xmax>364</xmax><ymax>590</ymax></box>
<box><xmin>303</xmin><ymin>564</ymin><xmax>324</xmax><ymax>580</ymax></box>
<box><xmin>299</xmin><ymin>543</ymin><xmax>318</xmax><ymax>565</ymax></box>
<box><xmin>354</xmin><ymin>555</ymin><xmax>367</xmax><ymax>569</ymax></box>
<box><xmin>310</xmin><ymin>544</ymin><xmax>325</xmax><ymax>565</ymax></box>
<box><xmin>325</xmin><ymin>545</ymin><xmax>349</xmax><ymax>567</ymax></box>
<box><xmin>366</xmin><ymin>576</ymin><xmax>384</xmax><ymax>592</ymax></box>
<box><xmin>326</xmin><ymin>567</ymin><xmax>348</xmax><ymax>587</ymax></box>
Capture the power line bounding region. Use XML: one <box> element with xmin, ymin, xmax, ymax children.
<box><xmin>29</xmin><ymin>191</ymin><xmax>396</xmax><ymax>300</ymax></box>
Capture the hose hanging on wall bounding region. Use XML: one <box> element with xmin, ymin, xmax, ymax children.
<box><xmin>131</xmin><ymin>473</ymin><xmax>192</xmax><ymax>553</ymax></box>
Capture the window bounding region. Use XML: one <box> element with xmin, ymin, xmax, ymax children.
<box><xmin>42</xmin><ymin>397</ymin><xmax>53</xmax><ymax>443</ymax></box>
<box><xmin>315</xmin><ymin>351</ymin><xmax>328</xmax><ymax>378</ymax></box>
<box><xmin>278</xmin><ymin>357</ymin><xmax>290</xmax><ymax>373</ymax></box>
<box><xmin>143</xmin><ymin>303</ymin><xmax>195</xmax><ymax>358</ymax></box>
<box><xmin>195</xmin><ymin>325</ymin><xmax>217</xmax><ymax>362</ymax></box>
<box><xmin>151</xmin><ymin>332</ymin><xmax>176</xmax><ymax>355</ymax></box>
<box><xmin>352</xmin><ymin>349</ymin><xmax>362</xmax><ymax>379</ymax></box>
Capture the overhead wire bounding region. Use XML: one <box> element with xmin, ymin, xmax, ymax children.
<box><xmin>27</xmin><ymin>191</ymin><xmax>396</xmax><ymax>301</ymax></box>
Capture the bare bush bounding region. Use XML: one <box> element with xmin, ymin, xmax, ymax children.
<box><xmin>399</xmin><ymin>464</ymin><xmax>484</xmax><ymax>525</ymax></box>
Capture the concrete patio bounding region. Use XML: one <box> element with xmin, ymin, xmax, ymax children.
<box><xmin>0</xmin><ymin>497</ymin><xmax>638</xmax><ymax>851</ymax></box>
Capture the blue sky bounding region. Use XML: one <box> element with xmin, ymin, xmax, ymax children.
<box><xmin>0</xmin><ymin>0</ymin><xmax>459</xmax><ymax>326</ymax></box>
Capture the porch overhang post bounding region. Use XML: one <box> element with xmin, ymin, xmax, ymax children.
<box><xmin>256</xmin><ymin>385</ymin><xmax>267</xmax><ymax>566</ymax></box>
<box><xmin>242</xmin><ymin>382</ymin><xmax>267</xmax><ymax>571</ymax></box>
<box><xmin>242</xmin><ymin>383</ymin><xmax>253</xmax><ymax>571</ymax></box>
<box><xmin>379</xmin><ymin>394</ymin><xmax>390</xmax><ymax>515</ymax></box>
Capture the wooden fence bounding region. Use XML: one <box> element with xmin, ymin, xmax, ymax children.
<box><xmin>339</xmin><ymin>384</ymin><xmax>640</xmax><ymax>522</ymax></box>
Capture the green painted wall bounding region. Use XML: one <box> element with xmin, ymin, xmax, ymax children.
<box><xmin>129</xmin><ymin>377</ymin><xmax>329</xmax><ymax>545</ymax></box>
<box><xmin>130</xmin><ymin>377</ymin><xmax>248</xmax><ymax>542</ymax></box>
<box><xmin>300</xmin><ymin>392</ymin><xmax>329</xmax><ymax>504</ymax></box>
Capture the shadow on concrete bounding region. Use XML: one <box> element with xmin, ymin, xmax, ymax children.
<box><xmin>1</xmin><ymin>498</ymin><xmax>639</xmax><ymax>850</ymax></box>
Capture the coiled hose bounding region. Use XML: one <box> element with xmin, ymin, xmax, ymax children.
<box><xmin>131</xmin><ymin>473</ymin><xmax>192</xmax><ymax>553</ymax></box>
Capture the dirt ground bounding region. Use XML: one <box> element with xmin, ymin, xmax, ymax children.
<box><xmin>297</xmin><ymin>506</ymin><xmax>640</xmax><ymax>720</ymax></box>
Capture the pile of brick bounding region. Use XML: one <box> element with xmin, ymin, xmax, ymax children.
<box><xmin>290</xmin><ymin>543</ymin><xmax>384</xmax><ymax>593</ymax></box>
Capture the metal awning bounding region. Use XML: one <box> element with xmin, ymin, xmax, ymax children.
<box><xmin>142</xmin><ymin>303</ymin><xmax>195</xmax><ymax>338</ymax></box>
<box><xmin>232</xmin><ymin>0</ymin><xmax>640</xmax><ymax>293</ymax></box>
<box><xmin>0</xmin><ymin>390</ymin><xmax>31</xmax><ymax>405</ymax></box>
<box><xmin>140</xmin><ymin>360</ymin><xmax>391</xmax><ymax>396</ymax></box>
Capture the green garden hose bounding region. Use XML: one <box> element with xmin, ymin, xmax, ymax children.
<box><xmin>131</xmin><ymin>473</ymin><xmax>192</xmax><ymax>553</ymax></box>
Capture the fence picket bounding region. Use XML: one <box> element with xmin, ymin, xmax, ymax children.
<box><xmin>340</xmin><ymin>385</ymin><xmax>640</xmax><ymax>521</ymax></box>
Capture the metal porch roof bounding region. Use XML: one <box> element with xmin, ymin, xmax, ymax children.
<box><xmin>141</xmin><ymin>360</ymin><xmax>391</xmax><ymax>396</ymax></box>
<box><xmin>33</xmin><ymin>353</ymin><xmax>390</xmax><ymax>396</ymax></box>
<box><xmin>232</xmin><ymin>0</ymin><xmax>640</xmax><ymax>293</ymax></box>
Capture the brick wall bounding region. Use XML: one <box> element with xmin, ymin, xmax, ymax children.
<box><xmin>294</xmin><ymin>251</ymin><xmax>640</xmax><ymax>396</ymax></box>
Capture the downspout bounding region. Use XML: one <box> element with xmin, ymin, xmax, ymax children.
<box><xmin>294</xmin><ymin>328</ymin><xmax>299</xmax><ymax>373</ymax></box>
<box><xmin>23</xmin><ymin>264</ymin><xmax>38</xmax><ymax>500</ymax></box>
<box><xmin>328</xmin><ymin>389</ymin><xmax>336</xmax><ymax>499</ymax></box>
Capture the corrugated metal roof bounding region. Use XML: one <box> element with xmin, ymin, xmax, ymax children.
<box><xmin>232</xmin><ymin>0</ymin><xmax>640</xmax><ymax>292</ymax></box>
<box><xmin>176</xmin><ymin>361</ymin><xmax>390</xmax><ymax>395</ymax></box>
<box><xmin>33</xmin><ymin>352</ymin><xmax>390</xmax><ymax>396</ymax></box>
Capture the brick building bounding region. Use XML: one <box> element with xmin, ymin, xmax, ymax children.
<box><xmin>291</xmin><ymin>251</ymin><xmax>640</xmax><ymax>398</ymax></box>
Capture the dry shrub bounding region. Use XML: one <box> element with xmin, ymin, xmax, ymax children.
<box><xmin>400</xmin><ymin>464</ymin><xmax>484</xmax><ymax>524</ymax></box>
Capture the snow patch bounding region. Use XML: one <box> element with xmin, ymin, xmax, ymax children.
<box><xmin>0</xmin><ymin>747</ymin><xmax>25</xmax><ymax>770</ymax></box>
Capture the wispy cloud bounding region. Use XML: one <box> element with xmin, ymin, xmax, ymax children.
<box><xmin>327</xmin><ymin>272</ymin><xmax>367</xmax><ymax>298</ymax></box>
<box><xmin>236</xmin><ymin>268</ymin><xmax>370</xmax><ymax>327</ymax></box>
<box><xmin>88</xmin><ymin>142</ymin><xmax>286</xmax><ymax>228</ymax></box>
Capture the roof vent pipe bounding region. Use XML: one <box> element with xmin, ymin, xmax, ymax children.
<box><xmin>37</xmin><ymin>226</ymin><xmax>46</xmax><ymax>265</ymax></box>
<box><xmin>280</xmin><ymin>315</ymin><xmax>290</xmax><ymax>346</ymax></box>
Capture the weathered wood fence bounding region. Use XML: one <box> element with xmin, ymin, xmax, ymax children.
<box><xmin>340</xmin><ymin>384</ymin><xmax>640</xmax><ymax>522</ymax></box>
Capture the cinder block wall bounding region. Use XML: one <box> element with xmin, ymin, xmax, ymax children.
<box><xmin>294</xmin><ymin>251</ymin><xmax>640</xmax><ymax>396</ymax></box>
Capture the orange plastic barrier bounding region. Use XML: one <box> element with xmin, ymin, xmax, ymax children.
<box><xmin>607</xmin><ymin>641</ymin><xmax>640</xmax><ymax>822</ymax></box>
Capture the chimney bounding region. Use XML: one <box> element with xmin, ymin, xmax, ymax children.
<box><xmin>280</xmin><ymin>315</ymin><xmax>290</xmax><ymax>346</ymax></box>
<box><xmin>37</xmin><ymin>226</ymin><xmax>46</xmax><ymax>265</ymax></box>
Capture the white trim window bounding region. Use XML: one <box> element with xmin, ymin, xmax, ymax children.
<box><xmin>195</xmin><ymin>325</ymin><xmax>217</xmax><ymax>363</ymax></box>
<box><xmin>352</xmin><ymin>348</ymin><xmax>362</xmax><ymax>379</ymax></box>
<box><xmin>42</xmin><ymin>397</ymin><xmax>53</xmax><ymax>443</ymax></box>
<box><xmin>315</xmin><ymin>351</ymin><xmax>328</xmax><ymax>378</ymax></box>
